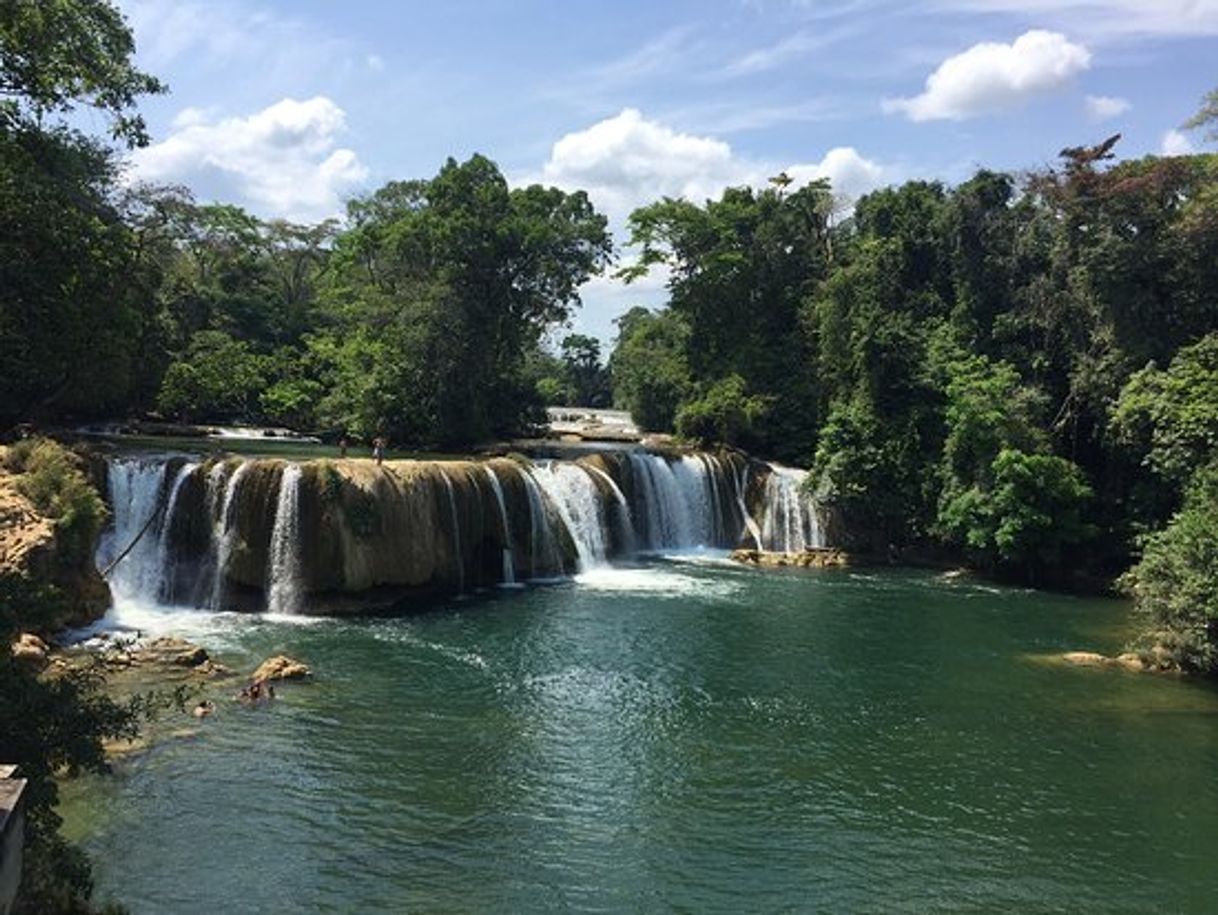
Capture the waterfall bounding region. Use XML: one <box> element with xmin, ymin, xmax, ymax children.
<box><xmin>627</xmin><ymin>453</ymin><xmax>729</xmax><ymax>550</ymax></box>
<box><xmin>210</xmin><ymin>461</ymin><xmax>252</xmax><ymax>610</ymax></box>
<box><xmin>520</xmin><ymin>470</ymin><xmax>562</xmax><ymax>579</ymax></box>
<box><xmin>102</xmin><ymin>458</ymin><xmax>168</xmax><ymax>605</ymax></box>
<box><xmin>266</xmin><ymin>463</ymin><xmax>304</xmax><ymax>614</ymax></box>
<box><xmin>732</xmin><ymin>463</ymin><xmax>763</xmax><ymax>551</ymax></box>
<box><xmin>581</xmin><ymin>464</ymin><xmax>635</xmax><ymax>554</ymax></box>
<box><xmin>760</xmin><ymin>466</ymin><xmax>823</xmax><ymax>552</ymax></box>
<box><xmin>482</xmin><ymin>466</ymin><xmax>516</xmax><ymax>585</ymax></box>
<box><xmin>439</xmin><ymin>469</ymin><xmax>465</xmax><ymax>592</ymax></box>
<box><xmin>528</xmin><ymin>463</ymin><xmax>609</xmax><ymax>568</ymax></box>
<box><xmin>157</xmin><ymin>461</ymin><xmax>198</xmax><ymax>604</ymax></box>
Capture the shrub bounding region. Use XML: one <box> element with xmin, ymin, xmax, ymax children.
<box><xmin>5</xmin><ymin>439</ymin><xmax>107</xmax><ymax>567</ymax></box>
<box><xmin>1120</xmin><ymin>462</ymin><xmax>1218</xmax><ymax>673</ymax></box>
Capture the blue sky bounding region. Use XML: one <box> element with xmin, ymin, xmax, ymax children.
<box><xmin>113</xmin><ymin>0</ymin><xmax>1218</xmax><ymax>342</ymax></box>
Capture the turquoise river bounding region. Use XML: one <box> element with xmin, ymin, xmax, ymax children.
<box><xmin>60</xmin><ymin>557</ymin><xmax>1218</xmax><ymax>913</ymax></box>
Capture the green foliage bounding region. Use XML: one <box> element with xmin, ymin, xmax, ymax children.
<box><xmin>938</xmin><ymin>449</ymin><xmax>1093</xmax><ymax>573</ymax></box>
<box><xmin>622</xmin><ymin>180</ymin><xmax>833</xmax><ymax>457</ymax></box>
<box><xmin>0</xmin><ymin>0</ymin><xmax>165</xmax><ymax>146</ymax></box>
<box><xmin>0</xmin><ymin>572</ymin><xmax>145</xmax><ymax>914</ymax></box>
<box><xmin>609</xmin><ymin>307</ymin><xmax>692</xmax><ymax>432</ymax></box>
<box><xmin>4</xmin><ymin>439</ymin><xmax>107</xmax><ymax>567</ymax></box>
<box><xmin>318</xmin><ymin>156</ymin><xmax>611</xmax><ymax>445</ymax></box>
<box><xmin>0</xmin><ymin>126</ymin><xmax>151</xmax><ymax>424</ymax></box>
<box><xmin>1112</xmin><ymin>333</ymin><xmax>1218</xmax><ymax>484</ymax></box>
<box><xmin>1121</xmin><ymin>463</ymin><xmax>1218</xmax><ymax>672</ymax></box>
<box><xmin>156</xmin><ymin>331</ymin><xmax>268</xmax><ymax>421</ymax></box>
<box><xmin>674</xmin><ymin>375</ymin><xmax>771</xmax><ymax>448</ymax></box>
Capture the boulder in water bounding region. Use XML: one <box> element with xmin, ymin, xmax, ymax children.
<box><xmin>730</xmin><ymin>548</ymin><xmax>848</xmax><ymax>569</ymax></box>
<box><xmin>253</xmin><ymin>655</ymin><xmax>311</xmax><ymax>681</ymax></box>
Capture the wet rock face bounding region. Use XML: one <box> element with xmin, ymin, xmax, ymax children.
<box><xmin>114</xmin><ymin>448</ymin><xmax>825</xmax><ymax>615</ymax></box>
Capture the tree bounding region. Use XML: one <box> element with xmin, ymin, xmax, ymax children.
<box><xmin>622</xmin><ymin>180</ymin><xmax>835</xmax><ymax>459</ymax></box>
<box><xmin>1121</xmin><ymin>462</ymin><xmax>1218</xmax><ymax>672</ymax></box>
<box><xmin>675</xmin><ymin>374</ymin><xmax>771</xmax><ymax>449</ymax></box>
<box><xmin>0</xmin><ymin>0</ymin><xmax>165</xmax><ymax>146</ymax></box>
<box><xmin>1112</xmin><ymin>332</ymin><xmax>1218</xmax><ymax>485</ymax></box>
<box><xmin>559</xmin><ymin>334</ymin><xmax>610</xmax><ymax>407</ymax></box>
<box><xmin>610</xmin><ymin>307</ymin><xmax>692</xmax><ymax>432</ymax></box>
<box><xmin>319</xmin><ymin>155</ymin><xmax>612</xmax><ymax>445</ymax></box>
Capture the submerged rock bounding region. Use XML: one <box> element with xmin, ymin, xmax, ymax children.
<box><xmin>253</xmin><ymin>655</ymin><xmax>311</xmax><ymax>681</ymax></box>
<box><xmin>1061</xmin><ymin>649</ymin><xmax>1176</xmax><ymax>674</ymax></box>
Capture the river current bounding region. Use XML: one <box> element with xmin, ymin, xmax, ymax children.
<box><xmin>61</xmin><ymin>557</ymin><xmax>1218</xmax><ymax>913</ymax></box>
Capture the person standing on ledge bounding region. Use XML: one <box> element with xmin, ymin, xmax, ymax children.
<box><xmin>338</xmin><ymin>435</ymin><xmax>348</xmax><ymax>459</ymax></box>
<box><xmin>373</xmin><ymin>436</ymin><xmax>386</xmax><ymax>465</ymax></box>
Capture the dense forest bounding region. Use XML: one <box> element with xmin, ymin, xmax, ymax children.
<box><xmin>3</xmin><ymin>10</ymin><xmax>1218</xmax><ymax>642</ymax></box>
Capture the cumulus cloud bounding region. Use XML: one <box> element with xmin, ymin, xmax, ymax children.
<box><xmin>884</xmin><ymin>30</ymin><xmax>1091</xmax><ymax>122</ymax></box>
<box><xmin>1161</xmin><ymin>129</ymin><xmax>1197</xmax><ymax>157</ymax></box>
<box><xmin>1085</xmin><ymin>94</ymin><xmax>1130</xmax><ymax>122</ymax></box>
<box><xmin>533</xmin><ymin>108</ymin><xmax>888</xmax><ymax>224</ymax></box>
<box><xmin>129</xmin><ymin>96</ymin><xmax>369</xmax><ymax>222</ymax></box>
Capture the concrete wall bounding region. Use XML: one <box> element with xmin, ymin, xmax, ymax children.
<box><xmin>0</xmin><ymin>770</ymin><xmax>25</xmax><ymax>915</ymax></box>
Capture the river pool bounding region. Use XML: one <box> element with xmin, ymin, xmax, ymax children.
<box><xmin>61</xmin><ymin>558</ymin><xmax>1218</xmax><ymax>913</ymax></box>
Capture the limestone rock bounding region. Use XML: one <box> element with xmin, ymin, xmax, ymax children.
<box><xmin>11</xmin><ymin>632</ymin><xmax>49</xmax><ymax>667</ymax></box>
<box><xmin>730</xmin><ymin>547</ymin><xmax>849</xmax><ymax>569</ymax></box>
<box><xmin>1062</xmin><ymin>651</ymin><xmax>1109</xmax><ymax>667</ymax></box>
<box><xmin>253</xmin><ymin>655</ymin><xmax>311</xmax><ymax>681</ymax></box>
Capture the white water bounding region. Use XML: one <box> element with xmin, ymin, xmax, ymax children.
<box><xmin>733</xmin><ymin>463</ymin><xmax>763</xmax><ymax>551</ymax></box>
<box><xmin>627</xmin><ymin>453</ymin><xmax>727</xmax><ymax>550</ymax></box>
<box><xmin>101</xmin><ymin>458</ymin><xmax>168</xmax><ymax>605</ymax></box>
<box><xmin>482</xmin><ymin>466</ymin><xmax>517</xmax><ymax>585</ymax></box>
<box><xmin>581</xmin><ymin>464</ymin><xmax>635</xmax><ymax>555</ymax></box>
<box><xmin>528</xmin><ymin>463</ymin><xmax>609</xmax><ymax>569</ymax></box>
<box><xmin>93</xmin><ymin>452</ymin><xmax>828</xmax><ymax>627</ymax></box>
<box><xmin>157</xmin><ymin>461</ymin><xmax>199</xmax><ymax>603</ymax></box>
<box><xmin>266</xmin><ymin>463</ymin><xmax>304</xmax><ymax>614</ymax></box>
<box><xmin>520</xmin><ymin>470</ymin><xmax>563</xmax><ymax>578</ymax></box>
<box><xmin>760</xmin><ymin>466</ymin><xmax>823</xmax><ymax>552</ymax></box>
<box><xmin>210</xmin><ymin>461</ymin><xmax>252</xmax><ymax>609</ymax></box>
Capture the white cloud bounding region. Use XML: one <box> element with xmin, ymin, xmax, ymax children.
<box><xmin>129</xmin><ymin>97</ymin><xmax>369</xmax><ymax>222</ymax></box>
<box><xmin>531</xmin><ymin>109</ymin><xmax>891</xmax><ymax>342</ymax></box>
<box><xmin>366</xmin><ymin>54</ymin><xmax>385</xmax><ymax>72</ymax></box>
<box><xmin>532</xmin><ymin>108</ymin><xmax>888</xmax><ymax>225</ymax></box>
<box><xmin>884</xmin><ymin>30</ymin><xmax>1091</xmax><ymax>122</ymax></box>
<box><xmin>935</xmin><ymin>0</ymin><xmax>1218</xmax><ymax>39</ymax></box>
<box><xmin>1085</xmin><ymin>94</ymin><xmax>1130</xmax><ymax>121</ymax></box>
<box><xmin>1161</xmin><ymin>129</ymin><xmax>1197</xmax><ymax>157</ymax></box>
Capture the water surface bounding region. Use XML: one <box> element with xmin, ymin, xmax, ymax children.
<box><xmin>62</xmin><ymin>561</ymin><xmax>1218</xmax><ymax>913</ymax></box>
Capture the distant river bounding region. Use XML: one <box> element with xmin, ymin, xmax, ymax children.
<box><xmin>61</xmin><ymin>559</ymin><xmax>1218</xmax><ymax>913</ymax></box>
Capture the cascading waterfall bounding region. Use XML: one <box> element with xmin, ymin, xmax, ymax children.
<box><xmin>157</xmin><ymin>461</ymin><xmax>198</xmax><ymax>603</ymax></box>
<box><xmin>581</xmin><ymin>464</ymin><xmax>635</xmax><ymax>554</ymax></box>
<box><xmin>439</xmin><ymin>469</ymin><xmax>465</xmax><ymax>592</ymax></box>
<box><xmin>102</xmin><ymin>458</ymin><xmax>169</xmax><ymax>605</ymax></box>
<box><xmin>528</xmin><ymin>463</ymin><xmax>609</xmax><ymax>568</ymax></box>
<box><xmin>520</xmin><ymin>470</ymin><xmax>563</xmax><ymax>579</ymax></box>
<box><xmin>482</xmin><ymin>466</ymin><xmax>517</xmax><ymax>585</ymax></box>
<box><xmin>266</xmin><ymin>463</ymin><xmax>304</xmax><ymax>614</ymax></box>
<box><xmin>760</xmin><ymin>466</ymin><xmax>823</xmax><ymax>552</ymax></box>
<box><xmin>733</xmin><ymin>463</ymin><xmax>763</xmax><ymax>551</ymax></box>
<box><xmin>95</xmin><ymin>448</ymin><xmax>830</xmax><ymax>616</ymax></box>
<box><xmin>210</xmin><ymin>461</ymin><xmax>252</xmax><ymax>610</ymax></box>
